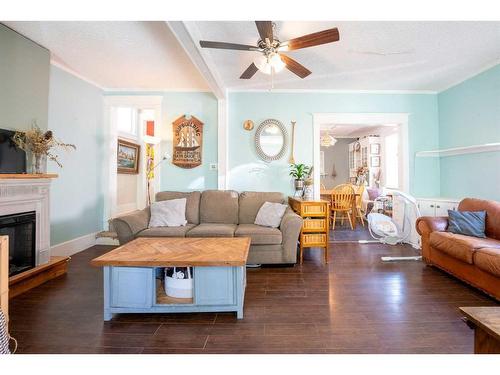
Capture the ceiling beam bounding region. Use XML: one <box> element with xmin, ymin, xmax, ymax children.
<box><xmin>166</xmin><ymin>21</ymin><xmax>226</xmax><ymax>99</ymax></box>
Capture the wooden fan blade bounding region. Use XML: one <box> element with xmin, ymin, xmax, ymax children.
<box><xmin>280</xmin><ymin>54</ymin><xmax>311</xmax><ymax>78</ymax></box>
<box><xmin>282</xmin><ymin>28</ymin><xmax>339</xmax><ymax>51</ymax></box>
<box><xmin>240</xmin><ymin>63</ymin><xmax>259</xmax><ymax>79</ymax></box>
<box><xmin>199</xmin><ymin>40</ymin><xmax>259</xmax><ymax>51</ymax></box>
<box><xmin>255</xmin><ymin>21</ymin><xmax>274</xmax><ymax>43</ymax></box>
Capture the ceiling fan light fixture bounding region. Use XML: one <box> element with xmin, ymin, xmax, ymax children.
<box><xmin>254</xmin><ymin>53</ymin><xmax>285</xmax><ymax>75</ymax></box>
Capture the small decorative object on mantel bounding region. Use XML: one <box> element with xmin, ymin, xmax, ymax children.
<box><xmin>12</xmin><ymin>123</ymin><xmax>76</xmax><ymax>174</ymax></box>
<box><xmin>172</xmin><ymin>115</ymin><xmax>203</xmax><ymax>169</ymax></box>
<box><xmin>289</xmin><ymin>163</ymin><xmax>311</xmax><ymax>197</ymax></box>
<box><xmin>243</xmin><ymin>120</ymin><xmax>254</xmax><ymax>131</ymax></box>
<box><xmin>117</xmin><ymin>139</ymin><xmax>140</xmax><ymax>174</ymax></box>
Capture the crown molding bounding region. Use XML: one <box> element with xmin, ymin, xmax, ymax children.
<box><xmin>437</xmin><ymin>59</ymin><xmax>500</xmax><ymax>93</ymax></box>
<box><xmin>50</xmin><ymin>59</ymin><xmax>104</xmax><ymax>90</ymax></box>
<box><xmin>51</xmin><ymin>60</ymin><xmax>212</xmax><ymax>94</ymax></box>
<box><xmin>103</xmin><ymin>88</ymin><xmax>212</xmax><ymax>93</ymax></box>
<box><xmin>227</xmin><ymin>88</ymin><xmax>437</xmax><ymax>94</ymax></box>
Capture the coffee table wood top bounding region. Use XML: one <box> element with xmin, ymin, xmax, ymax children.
<box><xmin>460</xmin><ymin>306</ymin><xmax>500</xmax><ymax>340</ymax></box>
<box><xmin>90</xmin><ymin>237</ymin><xmax>251</xmax><ymax>267</ymax></box>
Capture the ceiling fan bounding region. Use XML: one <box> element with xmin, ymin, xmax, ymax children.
<box><xmin>199</xmin><ymin>21</ymin><xmax>340</xmax><ymax>79</ymax></box>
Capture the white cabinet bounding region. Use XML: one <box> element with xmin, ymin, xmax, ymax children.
<box><xmin>417</xmin><ymin>198</ymin><xmax>459</xmax><ymax>217</ymax></box>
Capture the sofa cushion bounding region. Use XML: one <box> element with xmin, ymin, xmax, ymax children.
<box><xmin>155</xmin><ymin>191</ymin><xmax>201</xmax><ymax>224</ymax></box>
<box><xmin>430</xmin><ymin>231</ymin><xmax>500</xmax><ymax>264</ymax></box>
<box><xmin>458</xmin><ymin>198</ymin><xmax>500</xmax><ymax>240</ymax></box>
<box><xmin>474</xmin><ymin>247</ymin><xmax>500</xmax><ymax>277</ymax></box>
<box><xmin>254</xmin><ymin>202</ymin><xmax>288</xmax><ymax>228</ymax></box>
<box><xmin>200</xmin><ymin>190</ymin><xmax>239</xmax><ymax>224</ymax></box>
<box><xmin>186</xmin><ymin>223</ymin><xmax>236</xmax><ymax>237</ymax></box>
<box><xmin>137</xmin><ymin>224</ymin><xmax>196</xmax><ymax>238</ymax></box>
<box><xmin>238</xmin><ymin>191</ymin><xmax>285</xmax><ymax>224</ymax></box>
<box><xmin>447</xmin><ymin>210</ymin><xmax>486</xmax><ymax>238</ymax></box>
<box><xmin>149</xmin><ymin>198</ymin><xmax>187</xmax><ymax>228</ymax></box>
<box><xmin>235</xmin><ymin>224</ymin><xmax>282</xmax><ymax>245</ymax></box>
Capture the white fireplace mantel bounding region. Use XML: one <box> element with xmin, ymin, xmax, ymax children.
<box><xmin>0</xmin><ymin>177</ymin><xmax>56</xmax><ymax>266</ymax></box>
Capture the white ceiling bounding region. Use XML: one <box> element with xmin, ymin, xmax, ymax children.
<box><xmin>193</xmin><ymin>21</ymin><xmax>500</xmax><ymax>91</ymax></box>
<box><xmin>3</xmin><ymin>21</ymin><xmax>499</xmax><ymax>92</ymax></box>
<box><xmin>3</xmin><ymin>21</ymin><xmax>209</xmax><ymax>90</ymax></box>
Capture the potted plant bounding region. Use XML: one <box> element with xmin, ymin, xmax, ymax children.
<box><xmin>289</xmin><ymin>163</ymin><xmax>311</xmax><ymax>192</ymax></box>
<box><xmin>12</xmin><ymin>123</ymin><xmax>76</xmax><ymax>174</ymax></box>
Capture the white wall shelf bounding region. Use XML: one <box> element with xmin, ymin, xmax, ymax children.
<box><xmin>416</xmin><ymin>143</ymin><xmax>500</xmax><ymax>158</ymax></box>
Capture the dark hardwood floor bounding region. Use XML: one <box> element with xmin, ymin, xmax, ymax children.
<box><xmin>9</xmin><ymin>243</ymin><xmax>498</xmax><ymax>354</ymax></box>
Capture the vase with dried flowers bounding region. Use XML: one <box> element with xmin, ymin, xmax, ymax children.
<box><xmin>11</xmin><ymin>123</ymin><xmax>76</xmax><ymax>174</ymax></box>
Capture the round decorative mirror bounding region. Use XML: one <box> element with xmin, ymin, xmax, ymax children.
<box><xmin>255</xmin><ymin>119</ymin><xmax>288</xmax><ymax>162</ymax></box>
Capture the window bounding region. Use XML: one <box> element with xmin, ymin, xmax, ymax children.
<box><xmin>116</xmin><ymin>107</ymin><xmax>137</xmax><ymax>136</ymax></box>
<box><xmin>384</xmin><ymin>132</ymin><xmax>399</xmax><ymax>189</ymax></box>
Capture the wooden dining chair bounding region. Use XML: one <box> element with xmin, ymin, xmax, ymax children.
<box><xmin>353</xmin><ymin>184</ymin><xmax>365</xmax><ymax>227</ymax></box>
<box><xmin>330</xmin><ymin>184</ymin><xmax>355</xmax><ymax>230</ymax></box>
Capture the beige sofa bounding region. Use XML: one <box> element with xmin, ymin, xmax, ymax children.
<box><xmin>111</xmin><ymin>190</ymin><xmax>303</xmax><ymax>265</ymax></box>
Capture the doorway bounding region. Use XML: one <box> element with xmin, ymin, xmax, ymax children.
<box><xmin>313</xmin><ymin>113</ymin><xmax>410</xmax><ymax>242</ymax></box>
<box><xmin>103</xmin><ymin>96</ymin><xmax>162</xmax><ymax>228</ymax></box>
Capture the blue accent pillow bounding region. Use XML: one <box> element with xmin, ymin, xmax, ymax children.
<box><xmin>447</xmin><ymin>210</ymin><xmax>486</xmax><ymax>238</ymax></box>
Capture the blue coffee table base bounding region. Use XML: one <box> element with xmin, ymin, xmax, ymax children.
<box><xmin>102</xmin><ymin>265</ymin><xmax>246</xmax><ymax>321</ymax></box>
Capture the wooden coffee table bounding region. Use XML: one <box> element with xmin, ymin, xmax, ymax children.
<box><xmin>460</xmin><ymin>306</ymin><xmax>500</xmax><ymax>354</ymax></box>
<box><xmin>91</xmin><ymin>237</ymin><xmax>250</xmax><ymax>320</ymax></box>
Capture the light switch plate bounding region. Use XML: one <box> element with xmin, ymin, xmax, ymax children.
<box><xmin>209</xmin><ymin>163</ymin><xmax>218</xmax><ymax>171</ymax></box>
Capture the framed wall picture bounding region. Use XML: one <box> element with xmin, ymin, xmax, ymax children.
<box><xmin>370</xmin><ymin>143</ymin><xmax>380</xmax><ymax>155</ymax></box>
<box><xmin>371</xmin><ymin>156</ymin><xmax>380</xmax><ymax>167</ymax></box>
<box><xmin>172</xmin><ymin>115</ymin><xmax>203</xmax><ymax>169</ymax></box>
<box><xmin>117</xmin><ymin>139</ymin><xmax>140</xmax><ymax>174</ymax></box>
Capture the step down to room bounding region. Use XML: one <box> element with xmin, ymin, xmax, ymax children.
<box><xmin>9</xmin><ymin>256</ymin><xmax>70</xmax><ymax>298</ymax></box>
<box><xmin>95</xmin><ymin>231</ymin><xmax>119</xmax><ymax>246</ymax></box>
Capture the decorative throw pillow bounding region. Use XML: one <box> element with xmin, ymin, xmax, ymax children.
<box><xmin>447</xmin><ymin>210</ymin><xmax>486</xmax><ymax>238</ymax></box>
<box><xmin>149</xmin><ymin>198</ymin><xmax>187</xmax><ymax>228</ymax></box>
<box><xmin>254</xmin><ymin>202</ymin><xmax>288</xmax><ymax>228</ymax></box>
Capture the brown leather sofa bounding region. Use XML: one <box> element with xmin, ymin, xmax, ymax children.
<box><xmin>416</xmin><ymin>198</ymin><xmax>500</xmax><ymax>300</ymax></box>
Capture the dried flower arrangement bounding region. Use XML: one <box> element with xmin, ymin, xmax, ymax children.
<box><xmin>11</xmin><ymin>123</ymin><xmax>76</xmax><ymax>172</ymax></box>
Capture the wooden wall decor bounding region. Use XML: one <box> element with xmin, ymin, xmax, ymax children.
<box><xmin>172</xmin><ymin>115</ymin><xmax>203</xmax><ymax>169</ymax></box>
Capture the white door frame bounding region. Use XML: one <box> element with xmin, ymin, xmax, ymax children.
<box><xmin>103</xmin><ymin>96</ymin><xmax>163</xmax><ymax>227</ymax></box>
<box><xmin>312</xmin><ymin>113</ymin><xmax>410</xmax><ymax>200</ymax></box>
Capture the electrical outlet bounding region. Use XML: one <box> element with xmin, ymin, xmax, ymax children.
<box><xmin>209</xmin><ymin>163</ymin><xmax>218</xmax><ymax>171</ymax></box>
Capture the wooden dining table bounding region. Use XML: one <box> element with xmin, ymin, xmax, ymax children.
<box><xmin>320</xmin><ymin>189</ymin><xmax>360</xmax><ymax>230</ymax></box>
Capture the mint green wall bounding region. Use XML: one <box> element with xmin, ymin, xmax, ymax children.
<box><xmin>228</xmin><ymin>92</ymin><xmax>441</xmax><ymax>197</ymax></box>
<box><xmin>104</xmin><ymin>91</ymin><xmax>219</xmax><ymax>192</ymax></box>
<box><xmin>0</xmin><ymin>23</ymin><xmax>50</xmax><ymax>131</ymax></box>
<box><xmin>438</xmin><ymin>64</ymin><xmax>500</xmax><ymax>201</ymax></box>
<box><xmin>48</xmin><ymin>66</ymin><xmax>105</xmax><ymax>245</ymax></box>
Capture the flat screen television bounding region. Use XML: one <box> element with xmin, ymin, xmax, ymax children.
<box><xmin>0</xmin><ymin>128</ymin><xmax>27</xmax><ymax>174</ymax></box>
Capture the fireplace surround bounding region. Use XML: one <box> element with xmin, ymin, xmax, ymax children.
<box><xmin>0</xmin><ymin>177</ymin><xmax>54</xmax><ymax>269</ymax></box>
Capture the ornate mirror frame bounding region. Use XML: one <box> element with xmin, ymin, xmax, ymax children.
<box><xmin>254</xmin><ymin>119</ymin><xmax>288</xmax><ymax>162</ymax></box>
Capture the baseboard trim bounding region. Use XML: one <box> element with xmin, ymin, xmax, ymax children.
<box><xmin>51</xmin><ymin>232</ymin><xmax>97</xmax><ymax>257</ymax></box>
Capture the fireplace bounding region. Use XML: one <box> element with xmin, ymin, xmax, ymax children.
<box><xmin>0</xmin><ymin>211</ymin><xmax>36</xmax><ymax>277</ymax></box>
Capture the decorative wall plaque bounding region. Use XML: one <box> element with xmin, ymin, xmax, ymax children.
<box><xmin>172</xmin><ymin>115</ymin><xmax>203</xmax><ymax>169</ymax></box>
